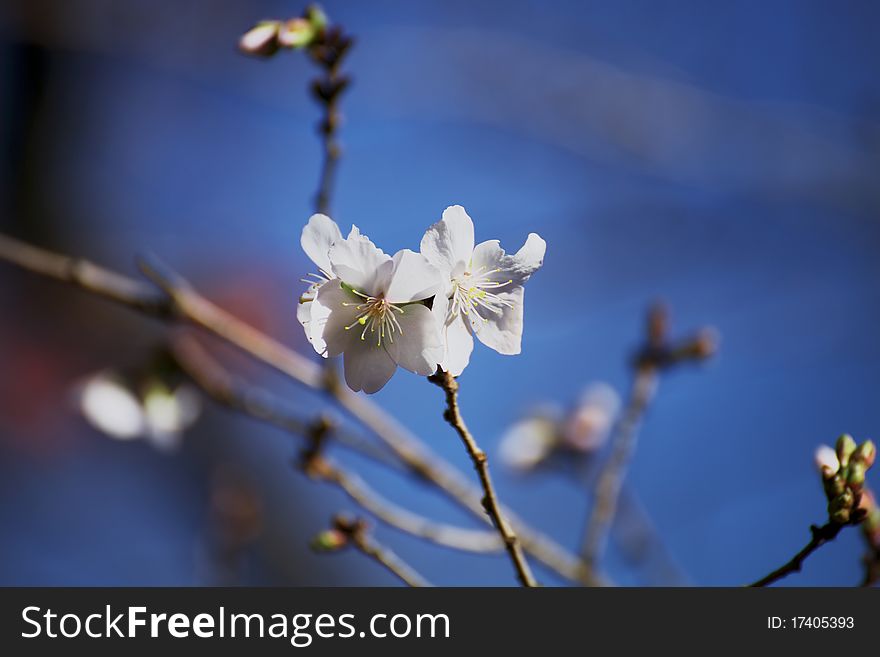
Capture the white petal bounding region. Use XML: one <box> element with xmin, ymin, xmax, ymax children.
<box><xmin>297</xmin><ymin>281</ymin><xmax>329</xmax><ymax>355</ymax></box>
<box><xmin>79</xmin><ymin>375</ymin><xmax>146</xmax><ymax>440</ymax></box>
<box><xmin>301</xmin><ymin>213</ymin><xmax>343</xmax><ymax>274</ymax></box>
<box><xmin>329</xmin><ymin>231</ymin><xmax>391</xmax><ymax>293</ymax></box>
<box><xmin>382</xmin><ymin>249</ymin><xmax>443</xmax><ymax>303</ymax></box>
<box><xmin>384</xmin><ymin>303</ymin><xmax>444</xmax><ymax>375</ymax></box>
<box><xmin>441</xmin><ymin>314</ymin><xmax>474</xmax><ymax>377</ymax></box>
<box><xmin>343</xmin><ymin>342</ymin><xmax>398</xmax><ymax>393</ymax></box>
<box><xmin>471</xmin><ymin>286</ymin><xmax>524</xmax><ymax>355</ymax></box>
<box><xmin>472</xmin><ymin>233</ymin><xmax>546</xmax><ymax>287</ymax></box>
<box><xmin>313</xmin><ymin>280</ymin><xmax>360</xmax><ymax>357</ymax></box>
<box><xmin>419</xmin><ymin>205</ymin><xmax>475</xmax><ymax>276</ymax></box>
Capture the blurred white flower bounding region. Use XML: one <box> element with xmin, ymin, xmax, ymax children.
<box><xmin>299</xmin><ymin>217</ymin><xmax>445</xmax><ymax>393</ymax></box>
<box><xmin>77</xmin><ymin>371</ymin><xmax>201</xmax><ymax>451</ymax></box>
<box><xmin>561</xmin><ymin>383</ymin><xmax>621</xmax><ymax>453</ymax></box>
<box><xmin>499</xmin><ymin>383</ymin><xmax>620</xmax><ymax>471</ymax></box>
<box><xmin>420</xmin><ymin>205</ymin><xmax>546</xmax><ymax>376</ymax></box>
<box><xmin>498</xmin><ymin>411</ymin><xmax>561</xmax><ymax>471</ymax></box>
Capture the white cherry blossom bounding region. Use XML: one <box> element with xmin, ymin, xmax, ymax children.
<box><xmin>297</xmin><ymin>216</ymin><xmax>445</xmax><ymax>393</ymax></box>
<box><xmin>420</xmin><ymin>205</ymin><xmax>546</xmax><ymax>376</ymax></box>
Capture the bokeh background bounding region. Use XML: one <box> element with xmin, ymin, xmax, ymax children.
<box><xmin>1</xmin><ymin>0</ymin><xmax>878</xmax><ymax>586</ymax></box>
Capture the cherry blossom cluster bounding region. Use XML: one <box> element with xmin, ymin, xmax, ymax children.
<box><xmin>296</xmin><ymin>206</ymin><xmax>546</xmax><ymax>393</ymax></box>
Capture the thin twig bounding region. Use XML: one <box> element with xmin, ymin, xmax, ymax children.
<box><xmin>333</xmin><ymin>516</ymin><xmax>430</xmax><ymax>587</ymax></box>
<box><xmin>749</xmin><ymin>522</ymin><xmax>845</xmax><ymax>587</ymax></box>
<box><xmin>308</xmin><ymin>29</ymin><xmax>352</xmax><ymax>216</ymax></box>
<box><xmin>428</xmin><ymin>369</ymin><xmax>538</xmax><ymax>587</ymax></box>
<box><xmin>317</xmin><ymin>458</ymin><xmax>503</xmax><ymax>554</ymax></box>
<box><xmin>579</xmin><ymin>365</ymin><xmax>657</xmax><ymax>571</ymax></box>
<box><xmin>0</xmin><ymin>233</ymin><xmax>598</xmax><ymax>584</ymax></box>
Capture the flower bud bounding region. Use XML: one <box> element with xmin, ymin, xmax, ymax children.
<box><xmin>305</xmin><ymin>4</ymin><xmax>328</xmax><ymax>31</ymax></box>
<box><xmin>847</xmin><ymin>461</ymin><xmax>867</xmax><ymax>492</ymax></box>
<box><xmin>239</xmin><ymin>21</ymin><xmax>281</xmax><ymax>57</ymax></box>
<box><xmin>836</xmin><ymin>434</ymin><xmax>857</xmax><ymax>468</ymax></box>
<box><xmin>278</xmin><ymin>18</ymin><xmax>317</xmax><ymax>48</ymax></box>
<box><xmin>830</xmin><ymin>507</ymin><xmax>851</xmax><ymax>524</ymax></box>
<box><xmin>853</xmin><ymin>440</ymin><xmax>876</xmax><ymax>469</ymax></box>
<box><xmin>814</xmin><ymin>445</ymin><xmax>840</xmax><ymax>480</ymax></box>
<box><xmin>310</xmin><ymin>528</ymin><xmax>347</xmax><ymax>552</ymax></box>
<box><xmin>829</xmin><ymin>488</ymin><xmax>855</xmax><ymax>513</ymax></box>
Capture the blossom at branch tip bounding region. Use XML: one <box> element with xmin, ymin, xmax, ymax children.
<box><xmin>296</xmin><ymin>214</ymin><xmax>444</xmax><ymax>393</ymax></box>
<box><xmin>420</xmin><ymin>205</ymin><xmax>546</xmax><ymax>376</ymax></box>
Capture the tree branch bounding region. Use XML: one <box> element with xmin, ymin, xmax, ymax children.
<box><xmin>749</xmin><ymin>522</ymin><xmax>845</xmax><ymax>587</ymax></box>
<box><xmin>428</xmin><ymin>369</ymin><xmax>538</xmax><ymax>587</ymax></box>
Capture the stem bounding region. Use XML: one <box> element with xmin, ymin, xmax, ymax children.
<box><xmin>579</xmin><ymin>365</ymin><xmax>657</xmax><ymax>570</ymax></box>
<box><xmin>428</xmin><ymin>370</ymin><xmax>538</xmax><ymax>587</ymax></box>
<box><xmin>749</xmin><ymin>522</ymin><xmax>845</xmax><ymax>587</ymax></box>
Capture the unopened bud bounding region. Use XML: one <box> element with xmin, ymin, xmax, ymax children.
<box><xmin>836</xmin><ymin>434</ymin><xmax>857</xmax><ymax>468</ymax></box>
<box><xmin>310</xmin><ymin>528</ymin><xmax>347</xmax><ymax>552</ymax></box>
<box><xmin>239</xmin><ymin>21</ymin><xmax>281</xmax><ymax>57</ymax></box>
<box><xmin>854</xmin><ymin>440</ymin><xmax>876</xmax><ymax>469</ymax></box>
<box><xmin>814</xmin><ymin>445</ymin><xmax>840</xmax><ymax>480</ymax></box>
<box><xmin>305</xmin><ymin>5</ymin><xmax>328</xmax><ymax>31</ymax></box>
<box><xmin>830</xmin><ymin>508</ymin><xmax>851</xmax><ymax>524</ymax></box>
<box><xmin>278</xmin><ymin>18</ymin><xmax>317</xmax><ymax>48</ymax></box>
<box><xmin>847</xmin><ymin>461</ymin><xmax>867</xmax><ymax>492</ymax></box>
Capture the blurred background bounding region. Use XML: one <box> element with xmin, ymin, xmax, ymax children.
<box><xmin>1</xmin><ymin>0</ymin><xmax>878</xmax><ymax>586</ymax></box>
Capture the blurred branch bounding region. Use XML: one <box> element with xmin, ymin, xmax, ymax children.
<box><xmin>308</xmin><ymin>27</ymin><xmax>352</xmax><ymax>216</ymax></box>
<box><xmin>579</xmin><ymin>304</ymin><xmax>717</xmax><ymax>575</ymax></box>
<box><xmin>306</xmin><ymin>454</ymin><xmax>503</xmax><ymax>555</ymax></box>
<box><xmin>325</xmin><ymin>515</ymin><xmax>431</xmax><ymax>587</ymax></box>
<box><xmin>429</xmin><ymin>370</ymin><xmax>538</xmax><ymax>587</ymax></box>
<box><xmin>579</xmin><ymin>365</ymin><xmax>656</xmax><ymax>572</ymax></box>
<box><xmin>0</xmin><ymin>232</ymin><xmax>598</xmax><ymax>585</ymax></box>
<box><xmin>171</xmin><ymin>334</ymin><xmax>400</xmax><ymax>469</ymax></box>
<box><xmin>173</xmin><ymin>334</ymin><xmax>504</xmax><ymax>554</ymax></box>
<box><xmin>749</xmin><ymin>522</ymin><xmax>845</xmax><ymax>587</ymax></box>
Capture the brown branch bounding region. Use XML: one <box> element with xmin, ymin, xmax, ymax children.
<box><xmin>0</xmin><ymin>233</ymin><xmax>599</xmax><ymax>585</ymax></box>
<box><xmin>428</xmin><ymin>369</ymin><xmax>538</xmax><ymax>587</ymax></box>
<box><xmin>332</xmin><ymin>516</ymin><xmax>431</xmax><ymax>587</ymax></box>
<box><xmin>749</xmin><ymin>522</ymin><xmax>845</xmax><ymax>587</ymax></box>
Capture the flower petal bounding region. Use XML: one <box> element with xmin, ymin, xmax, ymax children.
<box><xmin>382</xmin><ymin>249</ymin><xmax>443</xmax><ymax>303</ymax></box>
<box><xmin>343</xmin><ymin>342</ymin><xmax>398</xmax><ymax>393</ymax></box>
<box><xmin>472</xmin><ymin>233</ymin><xmax>546</xmax><ymax>287</ymax></box>
<box><xmin>313</xmin><ymin>280</ymin><xmax>360</xmax><ymax>357</ymax></box>
<box><xmin>441</xmin><ymin>314</ymin><xmax>474</xmax><ymax>377</ymax></box>
<box><xmin>420</xmin><ymin>205</ymin><xmax>475</xmax><ymax>277</ymax></box>
<box><xmin>329</xmin><ymin>230</ymin><xmax>391</xmax><ymax>293</ymax></box>
<box><xmin>384</xmin><ymin>303</ymin><xmax>444</xmax><ymax>376</ymax></box>
<box><xmin>470</xmin><ymin>286</ymin><xmax>524</xmax><ymax>355</ymax></box>
<box><xmin>301</xmin><ymin>213</ymin><xmax>343</xmax><ymax>274</ymax></box>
